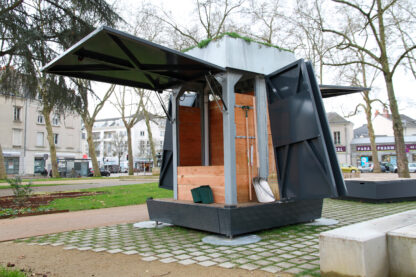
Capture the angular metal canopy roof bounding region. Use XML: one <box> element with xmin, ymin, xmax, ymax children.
<box><xmin>319</xmin><ymin>85</ymin><xmax>369</xmax><ymax>98</ymax></box>
<box><xmin>42</xmin><ymin>26</ymin><xmax>225</xmax><ymax>91</ymax></box>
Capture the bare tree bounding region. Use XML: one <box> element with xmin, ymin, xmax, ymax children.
<box><xmin>141</xmin><ymin>0</ymin><xmax>245</xmax><ymax>50</ymax></box>
<box><xmin>111</xmin><ymin>132</ymin><xmax>127</xmax><ymax>171</ymax></box>
<box><xmin>75</xmin><ymin>80</ymin><xmax>115</xmax><ymax>177</ymax></box>
<box><xmin>112</xmin><ymin>86</ymin><xmax>142</xmax><ymax>175</ymax></box>
<box><xmin>320</xmin><ymin>0</ymin><xmax>416</xmax><ymax>177</ymax></box>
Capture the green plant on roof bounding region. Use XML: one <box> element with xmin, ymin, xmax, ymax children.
<box><xmin>182</xmin><ymin>32</ymin><xmax>292</xmax><ymax>53</ymax></box>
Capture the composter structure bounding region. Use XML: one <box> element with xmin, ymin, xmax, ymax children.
<box><xmin>43</xmin><ymin>26</ymin><xmax>363</xmax><ymax>237</ymax></box>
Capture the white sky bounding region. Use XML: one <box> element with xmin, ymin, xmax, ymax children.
<box><xmin>91</xmin><ymin>0</ymin><xmax>416</xmax><ymax>130</ymax></box>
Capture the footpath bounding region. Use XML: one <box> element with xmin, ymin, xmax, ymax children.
<box><xmin>0</xmin><ymin>204</ymin><xmax>149</xmax><ymax>241</ymax></box>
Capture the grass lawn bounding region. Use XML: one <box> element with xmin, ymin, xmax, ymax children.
<box><xmin>43</xmin><ymin>182</ymin><xmax>172</xmax><ymax>211</ymax></box>
<box><xmin>0</xmin><ymin>266</ymin><xmax>26</xmax><ymax>277</ymax></box>
<box><xmin>0</xmin><ymin>175</ymin><xmax>159</xmax><ymax>183</ymax></box>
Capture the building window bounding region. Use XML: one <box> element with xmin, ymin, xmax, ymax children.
<box><xmin>36</xmin><ymin>132</ymin><xmax>44</xmax><ymax>146</ymax></box>
<box><xmin>333</xmin><ymin>131</ymin><xmax>341</xmax><ymax>145</ymax></box>
<box><xmin>82</xmin><ymin>132</ymin><xmax>86</xmax><ymax>140</ymax></box>
<box><xmin>104</xmin><ymin>131</ymin><xmax>114</xmax><ymax>139</ymax></box>
<box><xmin>92</xmin><ymin>132</ymin><xmax>100</xmax><ymax>140</ymax></box>
<box><xmin>13</xmin><ymin>106</ymin><xmax>22</xmax><ymax>121</ymax></box>
<box><xmin>52</xmin><ymin>114</ymin><xmax>60</xmax><ymax>126</ymax></box>
<box><xmin>12</xmin><ymin>129</ymin><xmax>22</xmax><ymax>146</ymax></box>
<box><xmin>160</xmin><ymin>130</ymin><xmax>165</xmax><ymax>137</ymax></box>
<box><xmin>53</xmin><ymin>133</ymin><xmax>59</xmax><ymax>145</ymax></box>
<box><xmin>140</xmin><ymin>131</ymin><xmax>145</xmax><ymax>137</ymax></box>
<box><xmin>37</xmin><ymin>113</ymin><xmax>44</xmax><ymax>124</ymax></box>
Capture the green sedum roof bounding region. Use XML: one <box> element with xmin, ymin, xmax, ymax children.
<box><xmin>182</xmin><ymin>32</ymin><xmax>293</xmax><ymax>53</ymax></box>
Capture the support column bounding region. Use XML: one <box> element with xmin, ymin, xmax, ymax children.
<box><xmin>203</xmin><ymin>88</ymin><xmax>210</xmax><ymax>166</ymax></box>
<box><xmin>171</xmin><ymin>87</ymin><xmax>183</xmax><ymax>200</ymax></box>
<box><xmin>216</xmin><ymin>72</ymin><xmax>242</xmax><ymax>206</ymax></box>
<box><xmin>254</xmin><ymin>76</ymin><xmax>269</xmax><ymax>179</ymax></box>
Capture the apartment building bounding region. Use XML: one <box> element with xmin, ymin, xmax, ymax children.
<box><xmin>82</xmin><ymin>116</ymin><xmax>165</xmax><ymax>170</ymax></box>
<box><xmin>327</xmin><ymin>112</ymin><xmax>354</xmax><ymax>165</ymax></box>
<box><xmin>0</xmin><ymin>94</ymin><xmax>83</xmax><ymax>175</ymax></box>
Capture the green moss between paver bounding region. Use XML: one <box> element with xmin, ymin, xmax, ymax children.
<box><xmin>0</xmin><ymin>266</ymin><xmax>27</xmax><ymax>277</ymax></box>
<box><xmin>16</xmin><ymin>199</ymin><xmax>416</xmax><ymax>276</ymax></box>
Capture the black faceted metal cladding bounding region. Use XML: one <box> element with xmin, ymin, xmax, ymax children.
<box><xmin>265</xmin><ymin>59</ymin><xmax>346</xmax><ymax>201</ymax></box>
<box><xmin>42</xmin><ymin>26</ymin><xmax>224</xmax><ymax>90</ymax></box>
<box><xmin>147</xmin><ymin>199</ymin><xmax>323</xmax><ymax>237</ymax></box>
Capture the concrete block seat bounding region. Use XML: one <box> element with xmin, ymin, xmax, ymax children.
<box><xmin>388</xmin><ymin>223</ymin><xmax>416</xmax><ymax>277</ymax></box>
<box><xmin>319</xmin><ymin>209</ymin><xmax>416</xmax><ymax>277</ymax></box>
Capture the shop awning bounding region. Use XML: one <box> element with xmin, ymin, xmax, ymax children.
<box><xmin>319</xmin><ymin>85</ymin><xmax>369</xmax><ymax>98</ymax></box>
<box><xmin>42</xmin><ymin>26</ymin><xmax>225</xmax><ymax>91</ymax></box>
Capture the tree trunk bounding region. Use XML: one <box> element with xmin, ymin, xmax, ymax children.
<box><xmin>0</xmin><ymin>144</ymin><xmax>7</xmax><ymax>179</ymax></box>
<box><xmin>364</xmin><ymin>95</ymin><xmax>381</xmax><ymax>173</ymax></box>
<box><xmin>127</xmin><ymin>128</ymin><xmax>134</xmax><ymax>175</ymax></box>
<box><xmin>143</xmin><ymin>108</ymin><xmax>157</xmax><ymax>168</ymax></box>
<box><xmin>43</xmin><ymin>109</ymin><xmax>59</xmax><ymax>178</ymax></box>
<box><xmin>85</xmin><ymin>123</ymin><xmax>101</xmax><ymax>177</ymax></box>
<box><xmin>384</xmin><ymin>74</ymin><xmax>410</xmax><ymax>177</ymax></box>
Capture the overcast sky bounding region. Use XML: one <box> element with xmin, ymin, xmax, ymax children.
<box><xmin>92</xmin><ymin>0</ymin><xmax>416</xmax><ymax>130</ymax></box>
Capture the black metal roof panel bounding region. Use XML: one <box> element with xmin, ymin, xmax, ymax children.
<box><xmin>319</xmin><ymin>85</ymin><xmax>369</xmax><ymax>98</ymax></box>
<box><xmin>42</xmin><ymin>26</ymin><xmax>225</xmax><ymax>90</ymax></box>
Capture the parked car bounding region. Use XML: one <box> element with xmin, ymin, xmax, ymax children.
<box><xmin>88</xmin><ymin>168</ymin><xmax>111</xmax><ymax>177</ymax></box>
<box><xmin>341</xmin><ymin>164</ymin><xmax>359</xmax><ymax>173</ymax></box>
<box><xmin>358</xmin><ymin>163</ymin><xmax>374</xmax><ymax>173</ymax></box>
<box><xmin>409</xmin><ymin>163</ymin><xmax>416</xmax><ymax>173</ymax></box>
<box><xmin>380</xmin><ymin>162</ymin><xmax>395</xmax><ymax>173</ymax></box>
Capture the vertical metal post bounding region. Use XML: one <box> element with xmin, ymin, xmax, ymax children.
<box><xmin>199</xmin><ymin>90</ymin><xmax>205</xmax><ymax>165</ymax></box>
<box><xmin>171</xmin><ymin>87</ymin><xmax>182</xmax><ymax>200</ymax></box>
<box><xmin>215</xmin><ymin>72</ymin><xmax>242</xmax><ymax>206</ymax></box>
<box><xmin>254</xmin><ymin>76</ymin><xmax>269</xmax><ymax>178</ymax></box>
<box><xmin>204</xmin><ymin>89</ymin><xmax>210</xmax><ymax>166</ymax></box>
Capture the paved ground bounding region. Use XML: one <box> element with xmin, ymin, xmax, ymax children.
<box><xmin>13</xmin><ymin>199</ymin><xmax>416</xmax><ymax>276</ymax></box>
<box><xmin>0</xmin><ymin>204</ymin><xmax>149</xmax><ymax>241</ymax></box>
<box><xmin>0</xmin><ymin>178</ymin><xmax>159</xmax><ymax>197</ymax></box>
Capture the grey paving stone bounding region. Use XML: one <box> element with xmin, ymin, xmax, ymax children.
<box><xmin>234</xmin><ymin>258</ymin><xmax>249</xmax><ymax>264</ymax></box>
<box><xmin>77</xmin><ymin>247</ymin><xmax>92</xmax><ymax>251</ymax></box>
<box><xmin>212</xmin><ymin>257</ymin><xmax>228</xmax><ymax>263</ymax></box>
<box><xmin>107</xmin><ymin>249</ymin><xmax>123</xmax><ymax>254</ymax></box>
<box><xmin>260</xmin><ymin>265</ymin><xmax>282</xmax><ymax>273</ymax></box>
<box><xmin>254</xmin><ymin>260</ymin><xmax>272</xmax><ymax>266</ymax></box>
<box><xmin>141</xmin><ymin>256</ymin><xmax>158</xmax><ymax>262</ymax></box>
<box><xmin>218</xmin><ymin>262</ymin><xmax>235</xmax><ymax>269</ymax></box>
<box><xmin>194</xmin><ymin>256</ymin><xmax>210</xmax><ymax>262</ymax></box>
<box><xmin>277</xmin><ymin>261</ymin><xmax>294</xmax><ymax>269</ymax></box>
<box><xmin>207</xmin><ymin>253</ymin><xmax>222</xmax><ymax>258</ymax></box>
<box><xmin>176</xmin><ymin>254</ymin><xmax>192</xmax><ymax>260</ymax></box>
<box><xmin>92</xmin><ymin>248</ymin><xmax>107</xmax><ymax>252</ymax></box>
<box><xmin>198</xmin><ymin>261</ymin><xmax>217</xmax><ymax>267</ymax></box>
<box><xmin>279</xmin><ymin>253</ymin><xmax>295</xmax><ymax>259</ymax></box>
<box><xmin>160</xmin><ymin>257</ymin><xmax>178</xmax><ymax>263</ymax></box>
<box><xmin>239</xmin><ymin>263</ymin><xmax>259</xmax><ymax>271</ymax></box>
<box><xmin>178</xmin><ymin>259</ymin><xmax>196</xmax><ymax>265</ymax></box>
<box><xmin>123</xmin><ymin>250</ymin><xmax>139</xmax><ymax>255</ymax></box>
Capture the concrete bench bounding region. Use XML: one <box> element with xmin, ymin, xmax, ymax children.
<box><xmin>388</xmin><ymin>223</ymin><xmax>416</xmax><ymax>277</ymax></box>
<box><xmin>319</xmin><ymin>209</ymin><xmax>416</xmax><ymax>277</ymax></box>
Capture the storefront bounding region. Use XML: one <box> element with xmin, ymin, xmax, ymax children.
<box><xmin>351</xmin><ymin>136</ymin><xmax>416</xmax><ymax>166</ymax></box>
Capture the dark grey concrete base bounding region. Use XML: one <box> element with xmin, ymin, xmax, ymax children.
<box><xmin>343</xmin><ymin>179</ymin><xmax>416</xmax><ymax>203</ymax></box>
<box><xmin>146</xmin><ymin>198</ymin><xmax>323</xmax><ymax>237</ymax></box>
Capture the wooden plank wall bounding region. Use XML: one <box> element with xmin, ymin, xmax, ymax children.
<box><xmin>177</xmin><ymin>92</ymin><xmax>280</xmax><ymax>204</ymax></box>
<box><xmin>209</xmin><ymin>102</ymin><xmax>224</xmax><ymax>165</ymax></box>
<box><xmin>234</xmin><ymin>93</ymin><xmax>258</xmax><ymax>203</ymax></box>
<box><xmin>178</xmin><ymin>106</ymin><xmax>202</xmax><ymax>166</ymax></box>
<box><xmin>177</xmin><ymin>166</ymin><xmax>225</xmax><ymax>203</ymax></box>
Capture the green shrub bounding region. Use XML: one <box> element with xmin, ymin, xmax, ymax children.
<box><xmin>0</xmin><ymin>266</ymin><xmax>26</xmax><ymax>277</ymax></box>
<box><xmin>7</xmin><ymin>177</ymin><xmax>32</xmax><ymax>207</ymax></box>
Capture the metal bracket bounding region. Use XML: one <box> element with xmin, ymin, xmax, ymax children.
<box><xmin>205</xmin><ymin>73</ymin><xmax>228</xmax><ymax>113</ymax></box>
<box><xmin>155</xmin><ymin>90</ymin><xmax>174</xmax><ymax>124</ymax></box>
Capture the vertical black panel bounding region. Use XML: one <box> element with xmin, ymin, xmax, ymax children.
<box><xmin>158</xmin><ymin>94</ymin><xmax>198</xmax><ymax>190</ymax></box>
<box><xmin>266</xmin><ymin>59</ymin><xmax>346</xmax><ymax>200</ymax></box>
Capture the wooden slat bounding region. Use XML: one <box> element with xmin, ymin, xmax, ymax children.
<box><xmin>177</xmin><ymin>166</ymin><xmax>225</xmax><ymax>203</ymax></box>
<box><xmin>179</xmin><ymin>106</ymin><xmax>201</xmax><ymax>166</ymax></box>
<box><xmin>209</xmin><ymin>103</ymin><xmax>224</xmax><ymax>165</ymax></box>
